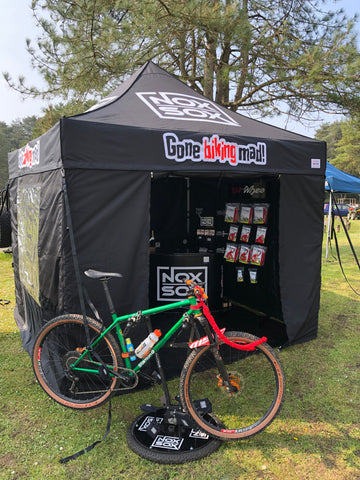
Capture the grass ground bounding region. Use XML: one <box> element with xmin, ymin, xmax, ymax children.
<box><xmin>0</xmin><ymin>218</ymin><xmax>360</xmax><ymax>479</ymax></box>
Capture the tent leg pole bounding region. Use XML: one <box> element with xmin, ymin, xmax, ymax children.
<box><xmin>325</xmin><ymin>190</ymin><xmax>333</xmax><ymax>260</ymax></box>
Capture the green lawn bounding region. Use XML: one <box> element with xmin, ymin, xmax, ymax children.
<box><xmin>1</xmin><ymin>218</ymin><xmax>360</xmax><ymax>480</ymax></box>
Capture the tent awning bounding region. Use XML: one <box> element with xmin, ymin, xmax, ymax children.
<box><xmin>325</xmin><ymin>162</ymin><xmax>360</xmax><ymax>193</ymax></box>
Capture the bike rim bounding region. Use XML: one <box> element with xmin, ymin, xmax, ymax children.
<box><xmin>35</xmin><ymin>319</ymin><xmax>119</xmax><ymax>408</ymax></box>
<box><xmin>183</xmin><ymin>337</ymin><xmax>284</xmax><ymax>440</ymax></box>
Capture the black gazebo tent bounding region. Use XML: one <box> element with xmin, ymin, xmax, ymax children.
<box><xmin>8</xmin><ymin>61</ymin><xmax>326</xmax><ymax>355</ymax></box>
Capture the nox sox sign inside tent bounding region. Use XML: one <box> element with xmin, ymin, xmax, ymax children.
<box><xmin>8</xmin><ymin>61</ymin><xmax>326</xmax><ymax>355</ymax></box>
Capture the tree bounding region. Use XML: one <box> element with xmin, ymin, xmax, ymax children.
<box><xmin>7</xmin><ymin>116</ymin><xmax>38</xmax><ymax>152</ymax></box>
<box><xmin>330</xmin><ymin>117</ymin><xmax>360</xmax><ymax>177</ymax></box>
<box><xmin>4</xmin><ymin>0</ymin><xmax>360</xmax><ymax>122</ymax></box>
<box><xmin>32</xmin><ymin>100</ymin><xmax>96</xmax><ymax>137</ymax></box>
<box><xmin>314</xmin><ymin>121</ymin><xmax>343</xmax><ymax>160</ymax></box>
<box><xmin>0</xmin><ymin>122</ymin><xmax>9</xmax><ymax>189</ymax></box>
<box><xmin>0</xmin><ymin>117</ymin><xmax>38</xmax><ymax>188</ymax></box>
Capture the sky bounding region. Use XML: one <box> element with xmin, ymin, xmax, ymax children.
<box><xmin>0</xmin><ymin>0</ymin><xmax>359</xmax><ymax>137</ymax></box>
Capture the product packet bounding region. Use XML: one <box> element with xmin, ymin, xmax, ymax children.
<box><xmin>250</xmin><ymin>245</ymin><xmax>267</xmax><ymax>266</ymax></box>
<box><xmin>240</xmin><ymin>225</ymin><xmax>251</xmax><ymax>243</ymax></box>
<box><xmin>253</xmin><ymin>204</ymin><xmax>269</xmax><ymax>224</ymax></box>
<box><xmin>249</xmin><ymin>268</ymin><xmax>258</xmax><ymax>284</ymax></box>
<box><xmin>239</xmin><ymin>204</ymin><xmax>253</xmax><ymax>224</ymax></box>
<box><xmin>224</xmin><ymin>203</ymin><xmax>240</xmax><ymax>223</ymax></box>
<box><xmin>255</xmin><ymin>226</ymin><xmax>267</xmax><ymax>244</ymax></box>
<box><xmin>238</xmin><ymin>244</ymin><xmax>251</xmax><ymax>264</ymax></box>
<box><xmin>236</xmin><ymin>266</ymin><xmax>245</xmax><ymax>282</ymax></box>
<box><xmin>224</xmin><ymin>243</ymin><xmax>239</xmax><ymax>262</ymax></box>
<box><xmin>228</xmin><ymin>225</ymin><xmax>238</xmax><ymax>242</ymax></box>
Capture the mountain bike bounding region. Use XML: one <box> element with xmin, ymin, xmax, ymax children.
<box><xmin>32</xmin><ymin>269</ymin><xmax>285</xmax><ymax>460</ymax></box>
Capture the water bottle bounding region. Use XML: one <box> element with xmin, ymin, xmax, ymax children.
<box><xmin>135</xmin><ymin>329</ymin><xmax>161</xmax><ymax>359</ymax></box>
<box><xmin>125</xmin><ymin>337</ymin><xmax>136</xmax><ymax>362</ymax></box>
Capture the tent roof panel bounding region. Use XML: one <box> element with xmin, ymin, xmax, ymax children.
<box><xmin>71</xmin><ymin>62</ymin><xmax>319</xmax><ymax>142</ymax></box>
<box><xmin>325</xmin><ymin>162</ymin><xmax>360</xmax><ymax>193</ymax></box>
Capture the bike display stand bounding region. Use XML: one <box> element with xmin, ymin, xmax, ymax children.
<box><xmin>126</xmin><ymin>343</ymin><xmax>222</xmax><ymax>464</ymax></box>
<box><xmin>126</xmin><ymin>402</ymin><xmax>222</xmax><ymax>464</ymax></box>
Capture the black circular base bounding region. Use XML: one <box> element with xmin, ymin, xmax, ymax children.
<box><xmin>126</xmin><ymin>408</ymin><xmax>222</xmax><ymax>464</ymax></box>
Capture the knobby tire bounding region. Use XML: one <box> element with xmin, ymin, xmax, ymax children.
<box><xmin>179</xmin><ymin>331</ymin><xmax>285</xmax><ymax>440</ymax></box>
<box><xmin>32</xmin><ymin>315</ymin><xmax>122</xmax><ymax>410</ymax></box>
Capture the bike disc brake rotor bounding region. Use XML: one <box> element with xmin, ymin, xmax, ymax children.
<box><xmin>217</xmin><ymin>371</ymin><xmax>244</xmax><ymax>395</ymax></box>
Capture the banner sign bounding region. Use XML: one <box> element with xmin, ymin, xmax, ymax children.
<box><xmin>163</xmin><ymin>133</ymin><xmax>267</xmax><ymax>167</ymax></box>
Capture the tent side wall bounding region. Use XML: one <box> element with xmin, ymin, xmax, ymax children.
<box><xmin>279</xmin><ymin>174</ymin><xmax>324</xmax><ymax>344</ymax></box>
<box><xmin>8</xmin><ymin>170</ymin><xmax>65</xmax><ymax>354</ymax></box>
<box><xmin>8</xmin><ymin>124</ymin><xmax>65</xmax><ymax>354</ymax></box>
<box><xmin>62</xmin><ymin>168</ymin><xmax>151</xmax><ymax>321</ymax></box>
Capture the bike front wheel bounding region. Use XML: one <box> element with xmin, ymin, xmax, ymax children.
<box><xmin>32</xmin><ymin>314</ymin><xmax>123</xmax><ymax>409</ymax></box>
<box><xmin>179</xmin><ymin>331</ymin><xmax>285</xmax><ymax>440</ymax></box>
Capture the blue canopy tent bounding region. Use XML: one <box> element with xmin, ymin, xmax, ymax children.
<box><xmin>325</xmin><ymin>162</ymin><xmax>360</xmax><ymax>193</ymax></box>
<box><xmin>325</xmin><ymin>162</ymin><xmax>360</xmax><ymax>259</ymax></box>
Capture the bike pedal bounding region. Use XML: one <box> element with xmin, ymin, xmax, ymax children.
<box><xmin>98</xmin><ymin>366</ymin><xmax>110</xmax><ymax>381</ymax></box>
<box><xmin>193</xmin><ymin>398</ymin><xmax>212</xmax><ymax>415</ymax></box>
<box><xmin>151</xmin><ymin>370</ymin><xmax>162</xmax><ymax>384</ymax></box>
<box><xmin>162</xmin><ymin>407</ymin><xmax>196</xmax><ymax>428</ymax></box>
<box><xmin>140</xmin><ymin>403</ymin><xmax>162</xmax><ymax>414</ymax></box>
<box><xmin>173</xmin><ymin>410</ymin><xmax>194</xmax><ymax>428</ymax></box>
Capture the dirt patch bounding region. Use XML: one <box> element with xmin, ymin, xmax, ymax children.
<box><xmin>0</xmin><ymin>452</ymin><xmax>18</xmax><ymax>468</ymax></box>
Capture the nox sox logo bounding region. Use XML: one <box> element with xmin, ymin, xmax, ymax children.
<box><xmin>163</xmin><ymin>133</ymin><xmax>267</xmax><ymax>167</ymax></box>
<box><xmin>136</xmin><ymin>91</ymin><xmax>240</xmax><ymax>126</ymax></box>
<box><xmin>157</xmin><ymin>266</ymin><xmax>208</xmax><ymax>302</ymax></box>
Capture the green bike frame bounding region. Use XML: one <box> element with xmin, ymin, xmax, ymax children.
<box><xmin>70</xmin><ymin>295</ymin><xmax>200</xmax><ymax>375</ymax></box>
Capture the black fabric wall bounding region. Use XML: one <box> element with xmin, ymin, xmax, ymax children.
<box><xmin>63</xmin><ymin>169</ymin><xmax>151</xmax><ymax>322</ymax></box>
<box><xmin>150</xmin><ymin>177</ymin><xmax>188</xmax><ymax>253</ymax></box>
<box><xmin>9</xmin><ymin>169</ymin><xmax>64</xmax><ymax>354</ymax></box>
<box><xmin>279</xmin><ymin>174</ymin><xmax>324</xmax><ymax>344</ymax></box>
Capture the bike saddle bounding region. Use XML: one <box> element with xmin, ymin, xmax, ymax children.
<box><xmin>84</xmin><ymin>269</ymin><xmax>123</xmax><ymax>281</ymax></box>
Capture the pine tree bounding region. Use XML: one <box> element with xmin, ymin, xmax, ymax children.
<box><xmin>315</xmin><ymin>121</ymin><xmax>343</xmax><ymax>161</ymax></box>
<box><xmin>331</xmin><ymin>117</ymin><xmax>360</xmax><ymax>177</ymax></box>
<box><xmin>4</xmin><ymin>0</ymin><xmax>360</xmax><ymax>121</ymax></box>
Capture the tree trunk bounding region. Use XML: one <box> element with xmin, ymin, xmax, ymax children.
<box><xmin>204</xmin><ymin>32</ymin><xmax>217</xmax><ymax>100</ymax></box>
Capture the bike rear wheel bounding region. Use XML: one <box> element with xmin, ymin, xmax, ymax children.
<box><xmin>32</xmin><ymin>315</ymin><xmax>122</xmax><ymax>409</ymax></box>
<box><xmin>180</xmin><ymin>331</ymin><xmax>285</xmax><ymax>440</ymax></box>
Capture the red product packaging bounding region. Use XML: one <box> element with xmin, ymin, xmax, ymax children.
<box><xmin>238</xmin><ymin>244</ymin><xmax>251</xmax><ymax>264</ymax></box>
<box><xmin>239</xmin><ymin>204</ymin><xmax>253</xmax><ymax>224</ymax></box>
<box><xmin>224</xmin><ymin>243</ymin><xmax>239</xmax><ymax>263</ymax></box>
<box><xmin>228</xmin><ymin>225</ymin><xmax>238</xmax><ymax>242</ymax></box>
<box><xmin>250</xmin><ymin>245</ymin><xmax>267</xmax><ymax>266</ymax></box>
<box><xmin>225</xmin><ymin>203</ymin><xmax>240</xmax><ymax>223</ymax></box>
<box><xmin>240</xmin><ymin>225</ymin><xmax>251</xmax><ymax>243</ymax></box>
<box><xmin>253</xmin><ymin>204</ymin><xmax>269</xmax><ymax>224</ymax></box>
<box><xmin>255</xmin><ymin>226</ymin><xmax>267</xmax><ymax>244</ymax></box>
